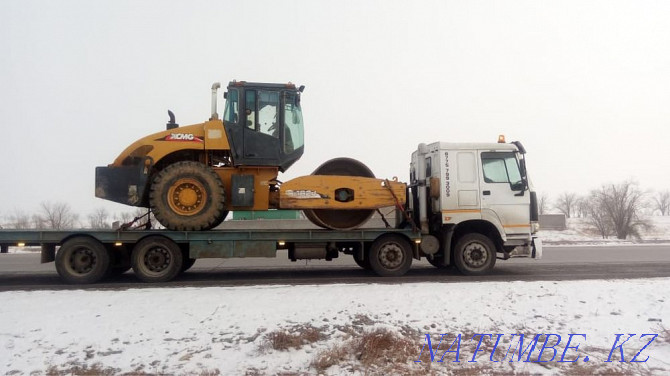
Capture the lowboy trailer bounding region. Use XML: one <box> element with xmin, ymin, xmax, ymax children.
<box><xmin>0</xmin><ymin>227</ymin><xmax>424</xmax><ymax>284</ymax></box>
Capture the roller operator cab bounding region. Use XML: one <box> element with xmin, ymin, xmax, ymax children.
<box><xmin>409</xmin><ymin>137</ymin><xmax>542</xmax><ymax>275</ymax></box>
<box><xmin>95</xmin><ymin>81</ymin><xmax>305</xmax><ymax>231</ymax></box>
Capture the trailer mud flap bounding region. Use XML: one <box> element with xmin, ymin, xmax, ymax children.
<box><xmin>189</xmin><ymin>240</ymin><xmax>276</xmax><ymax>258</ymax></box>
<box><xmin>41</xmin><ymin>244</ymin><xmax>56</xmax><ymax>263</ymax></box>
<box><xmin>532</xmin><ymin>237</ymin><xmax>543</xmax><ymax>259</ymax></box>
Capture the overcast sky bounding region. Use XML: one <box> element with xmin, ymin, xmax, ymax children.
<box><xmin>1</xmin><ymin>0</ymin><xmax>669</xmax><ymax>221</ymax></box>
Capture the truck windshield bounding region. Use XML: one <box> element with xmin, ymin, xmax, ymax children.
<box><xmin>481</xmin><ymin>152</ymin><xmax>523</xmax><ymax>190</ymax></box>
<box><xmin>283</xmin><ymin>93</ymin><xmax>304</xmax><ymax>153</ymax></box>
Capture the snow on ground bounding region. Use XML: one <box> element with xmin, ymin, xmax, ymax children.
<box><xmin>2</xmin><ymin>217</ymin><xmax>669</xmax><ymax>374</ymax></box>
<box><xmin>1</xmin><ymin>279</ymin><xmax>669</xmax><ymax>375</ymax></box>
<box><xmin>539</xmin><ymin>216</ymin><xmax>670</xmax><ymax>246</ymax></box>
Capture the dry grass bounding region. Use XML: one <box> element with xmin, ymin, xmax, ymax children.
<box><xmin>261</xmin><ymin>323</ymin><xmax>326</xmax><ymax>352</ymax></box>
<box><xmin>44</xmin><ymin>363</ymin><xmax>220</xmax><ymax>376</ymax></box>
<box><xmin>312</xmin><ymin>327</ymin><xmax>434</xmax><ymax>375</ymax></box>
<box><xmin>46</xmin><ymin>363</ymin><xmax>118</xmax><ymax>376</ymax></box>
<box><xmin>356</xmin><ymin>327</ymin><xmax>417</xmax><ymax>366</ymax></box>
<box><xmin>312</xmin><ymin>343</ymin><xmax>350</xmax><ymax>372</ymax></box>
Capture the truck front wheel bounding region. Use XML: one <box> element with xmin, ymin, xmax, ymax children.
<box><xmin>150</xmin><ymin>161</ymin><xmax>228</xmax><ymax>231</ymax></box>
<box><xmin>55</xmin><ymin>237</ymin><xmax>111</xmax><ymax>284</ymax></box>
<box><xmin>453</xmin><ymin>233</ymin><xmax>496</xmax><ymax>275</ymax></box>
<box><xmin>131</xmin><ymin>237</ymin><xmax>183</xmax><ymax>282</ymax></box>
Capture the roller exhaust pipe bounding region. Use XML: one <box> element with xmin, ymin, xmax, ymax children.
<box><xmin>210</xmin><ymin>82</ymin><xmax>221</xmax><ymax>120</ymax></box>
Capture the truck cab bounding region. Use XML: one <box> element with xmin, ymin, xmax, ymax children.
<box><xmin>409</xmin><ymin>138</ymin><xmax>541</xmax><ymax>274</ymax></box>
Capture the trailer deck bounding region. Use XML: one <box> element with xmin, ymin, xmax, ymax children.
<box><xmin>0</xmin><ymin>227</ymin><xmax>422</xmax><ymax>283</ymax></box>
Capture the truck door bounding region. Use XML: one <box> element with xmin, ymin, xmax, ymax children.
<box><xmin>479</xmin><ymin>151</ymin><xmax>531</xmax><ymax>236</ymax></box>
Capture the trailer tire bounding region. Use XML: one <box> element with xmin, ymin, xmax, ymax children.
<box><xmin>353</xmin><ymin>253</ymin><xmax>371</xmax><ymax>270</ymax></box>
<box><xmin>427</xmin><ymin>256</ymin><xmax>450</xmax><ymax>269</ymax></box>
<box><xmin>55</xmin><ymin>237</ymin><xmax>111</xmax><ymax>284</ymax></box>
<box><xmin>181</xmin><ymin>258</ymin><xmax>196</xmax><ymax>273</ymax></box>
<box><xmin>453</xmin><ymin>233</ymin><xmax>496</xmax><ymax>275</ymax></box>
<box><xmin>367</xmin><ymin>234</ymin><xmax>412</xmax><ymax>277</ymax></box>
<box><xmin>131</xmin><ymin>237</ymin><xmax>183</xmax><ymax>282</ymax></box>
<box><xmin>150</xmin><ymin>161</ymin><xmax>228</xmax><ymax>231</ymax></box>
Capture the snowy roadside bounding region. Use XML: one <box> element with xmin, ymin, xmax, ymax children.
<box><xmin>1</xmin><ymin>278</ymin><xmax>669</xmax><ymax>375</ymax></box>
<box><xmin>539</xmin><ymin>216</ymin><xmax>670</xmax><ymax>246</ymax></box>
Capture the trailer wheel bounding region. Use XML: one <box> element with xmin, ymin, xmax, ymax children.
<box><xmin>107</xmin><ymin>244</ymin><xmax>131</xmax><ymax>277</ymax></box>
<box><xmin>453</xmin><ymin>233</ymin><xmax>496</xmax><ymax>275</ymax></box>
<box><xmin>110</xmin><ymin>265</ymin><xmax>131</xmax><ymax>276</ymax></box>
<box><xmin>427</xmin><ymin>256</ymin><xmax>450</xmax><ymax>269</ymax></box>
<box><xmin>353</xmin><ymin>253</ymin><xmax>371</xmax><ymax>270</ymax></box>
<box><xmin>131</xmin><ymin>237</ymin><xmax>183</xmax><ymax>282</ymax></box>
<box><xmin>367</xmin><ymin>234</ymin><xmax>412</xmax><ymax>277</ymax></box>
<box><xmin>150</xmin><ymin>161</ymin><xmax>228</xmax><ymax>231</ymax></box>
<box><xmin>181</xmin><ymin>258</ymin><xmax>196</xmax><ymax>273</ymax></box>
<box><xmin>55</xmin><ymin>237</ymin><xmax>111</xmax><ymax>284</ymax></box>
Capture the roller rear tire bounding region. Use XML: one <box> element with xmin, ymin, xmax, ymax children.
<box><xmin>150</xmin><ymin>161</ymin><xmax>228</xmax><ymax>231</ymax></box>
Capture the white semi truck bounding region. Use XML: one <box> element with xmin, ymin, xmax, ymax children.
<box><xmin>0</xmin><ymin>136</ymin><xmax>541</xmax><ymax>284</ymax></box>
<box><xmin>408</xmin><ymin>137</ymin><xmax>541</xmax><ymax>275</ymax></box>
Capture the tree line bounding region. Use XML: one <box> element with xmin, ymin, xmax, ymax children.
<box><xmin>0</xmin><ymin>202</ymin><xmax>154</xmax><ymax>230</ymax></box>
<box><xmin>540</xmin><ymin>181</ymin><xmax>669</xmax><ymax>240</ymax></box>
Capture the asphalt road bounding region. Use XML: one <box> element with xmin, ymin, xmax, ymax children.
<box><xmin>0</xmin><ymin>245</ymin><xmax>669</xmax><ymax>291</ymax></box>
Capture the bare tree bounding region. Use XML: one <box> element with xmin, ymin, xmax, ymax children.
<box><xmin>32</xmin><ymin>214</ymin><xmax>46</xmax><ymax>229</ymax></box>
<box><xmin>589</xmin><ymin>181</ymin><xmax>649</xmax><ymax>240</ymax></box>
<box><xmin>538</xmin><ymin>193</ymin><xmax>550</xmax><ymax>215</ymax></box>
<box><xmin>7</xmin><ymin>210</ymin><xmax>31</xmax><ymax>229</ymax></box>
<box><xmin>574</xmin><ymin>197</ymin><xmax>590</xmax><ymax>218</ymax></box>
<box><xmin>584</xmin><ymin>194</ymin><xmax>613</xmax><ymax>239</ymax></box>
<box><xmin>652</xmin><ymin>190</ymin><xmax>670</xmax><ymax>216</ymax></box>
<box><xmin>39</xmin><ymin>201</ymin><xmax>79</xmax><ymax>229</ymax></box>
<box><xmin>555</xmin><ymin>192</ymin><xmax>578</xmax><ymax>218</ymax></box>
<box><xmin>88</xmin><ymin>207</ymin><xmax>111</xmax><ymax>229</ymax></box>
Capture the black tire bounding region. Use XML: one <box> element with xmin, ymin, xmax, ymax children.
<box><xmin>353</xmin><ymin>253</ymin><xmax>371</xmax><ymax>270</ymax></box>
<box><xmin>131</xmin><ymin>237</ymin><xmax>183</xmax><ymax>282</ymax></box>
<box><xmin>181</xmin><ymin>257</ymin><xmax>196</xmax><ymax>273</ymax></box>
<box><xmin>149</xmin><ymin>161</ymin><xmax>228</xmax><ymax>231</ymax></box>
<box><xmin>107</xmin><ymin>244</ymin><xmax>131</xmax><ymax>277</ymax></box>
<box><xmin>427</xmin><ymin>256</ymin><xmax>450</xmax><ymax>269</ymax></box>
<box><xmin>453</xmin><ymin>233</ymin><xmax>496</xmax><ymax>276</ymax></box>
<box><xmin>55</xmin><ymin>237</ymin><xmax>111</xmax><ymax>284</ymax></box>
<box><xmin>109</xmin><ymin>265</ymin><xmax>132</xmax><ymax>276</ymax></box>
<box><xmin>367</xmin><ymin>234</ymin><xmax>412</xmax><ymax>277</ymax></box>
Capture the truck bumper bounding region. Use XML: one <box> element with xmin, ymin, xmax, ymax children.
<box><xmin>95</xmin><ymin>163</ymin><xmax>150</xmax><ymax>207</ymax></box>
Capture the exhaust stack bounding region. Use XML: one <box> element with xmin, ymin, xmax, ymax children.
<box><xmin>210</xmin><ymin>82</ymin><xmax>221</xmax><ymax>120</ymax></box>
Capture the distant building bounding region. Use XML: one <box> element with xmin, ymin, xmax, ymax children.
<box><xmin>539</xmin><ymin>214</ymin><xmax>567</xmax><ymax>231</ymax></box>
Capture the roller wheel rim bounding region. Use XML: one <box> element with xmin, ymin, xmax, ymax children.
<box><xmin>167</xmin><ymin>178</ymin><xmax>207</xmax><ymax>216</ymax></box>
